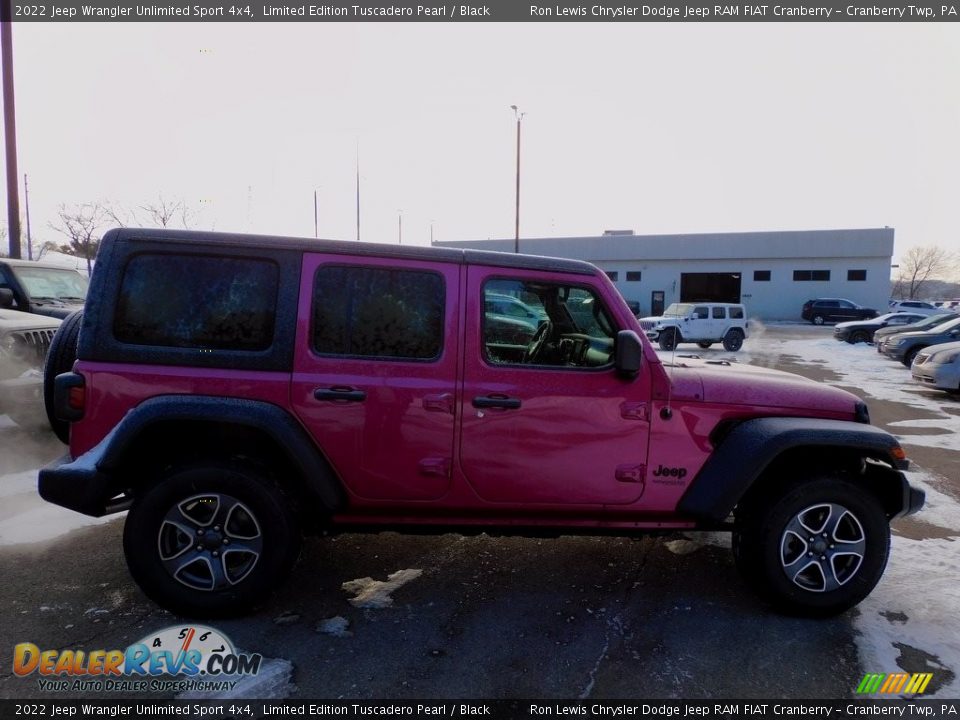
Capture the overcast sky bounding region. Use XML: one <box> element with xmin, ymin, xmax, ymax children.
<box><xmin>5</xmin><ymin>22</ymin><xmax>960</xmax><ymax>264</ymax></box>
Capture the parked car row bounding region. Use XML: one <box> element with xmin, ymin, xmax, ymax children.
<box><xmin>832</xmin><ymin>311</ymin><xmax>960</xmax><ymax>394</ymax></box>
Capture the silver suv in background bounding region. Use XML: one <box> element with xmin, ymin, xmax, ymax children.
<box><xmin>637</xmin><ymin>302</ymin><xmax>748</xmax><ymax>351</ymax></box>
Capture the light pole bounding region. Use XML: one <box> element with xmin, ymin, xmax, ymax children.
<box><xmin>313</xmin><ymin>188</ymin><xmax>319</xmax><ymax>238</ymax></box>
<box><xmin>398</xmin><ymin>209</ymin><xmax>402</xmax><ymax>245</ymax></box>
<box><xmin>510</xmin><ymin>104</ymin><xmax>525</xmax><ymax>254</ymax></box>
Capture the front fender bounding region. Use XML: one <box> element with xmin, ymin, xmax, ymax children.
<box><xmin>677</xmin><ymin>417</ymin><xmax>915</xmax><ymax>522</ymax></box>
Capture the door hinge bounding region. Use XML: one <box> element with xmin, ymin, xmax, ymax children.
<box><xmin>419</xmin><ymin>457</ymin><xmax>451</xmax><ymax>478</ymax></box>
<box><xmin>615</xmin><ymin>464</ymin><xmax>646</xmax><ymax>484</ymax></box>
<box><xmin>422</xmin><ymin>393</ymin><xmax>455</xmax><ymax>414</ymax></box>
<box><xmin>619</xmin><ymin>402</ymin><xmax>648</xmax><ymax>421</ymax></box>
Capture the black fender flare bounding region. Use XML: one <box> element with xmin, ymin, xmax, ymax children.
<box><xmin>42</xmin><ymin>396</ymin><xmax>344</xmax><ymax>516</ymax></box>
<box><xmin>677</xmin><ymin>417</ymin><xmax>915</xmax><ymax>522</ymax></box>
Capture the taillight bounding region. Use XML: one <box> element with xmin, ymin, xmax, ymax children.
<box><xmin>67</xmin><ymin>385</ymin><xmax>86</xmax><ymax>412</ymax></box>
<box><xmin>54</xmin><ymin>373</ymin><xmax>86</xmax><ymax>422</ymax></box>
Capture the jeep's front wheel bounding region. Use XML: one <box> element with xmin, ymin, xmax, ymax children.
<box><xmin>658</xmin><ymin>328</ymin><xmax>680</xmax><ymax>351</ymax></box>
<box><xmin>123</xmin><ymin>464</ymin><xmax>300</xmax><ymax>617</ymax></box>
<box><xmin>733</xmin><ymin>477</ymin><xmax>889</xmax><ymax>617</ymax></box>
<box><xmin>722</xmin><ymin>329</ymin><xmax>744</xmax><ymax>351</ymax></box>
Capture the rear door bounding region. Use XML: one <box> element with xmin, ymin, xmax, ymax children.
<box><xmin>291</xmin><ymin>255</ymin><xmax>459</xmax><ymax>501</ymax></box>
<box><xmin>459</xmin><ymin>268</ymin><xmax>651</xmax><ymax>506</ymax></box>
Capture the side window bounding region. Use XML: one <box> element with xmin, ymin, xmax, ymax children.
<box><xmin>729</xmin><ymin>306</ymin><xmax>745</xmax><ymax>320</ymax></box>
<box><xmin>693</xmin><ymin>306</ymin><xmax>709</xmax><ymax>319</ymax></box>
<box><xmin>114</xmin><ymin>254</ymin><xmax>279</xmax><ymax>350</ymax></box>
<box><xmin>838</xmin><ymin>300</ymin><xmax>854</xmax><ymax>309</ymax></box>
<box><xmin>312</xmin><ymin>266</ymin><xmax>443</xmax><ymax>360</ymax></box>
<box><xmin>482</xmin><ymin>279</ymin><xmax>615</xmax><ymax>369</ymax></box>
<box><xmin>712</xmin><ymin>307</ymin><xmax>726</xmax><ymax>319</ymax></box>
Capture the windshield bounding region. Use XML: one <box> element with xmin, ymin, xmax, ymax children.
<box><xmin>11</xmin><ymin>266</ymin><xmax>89</xmax><ymax>301</ymax></box>
<box><xmin>662</xmin><ymin>303</ymin><xmax>694</xmax><ymax>317</ymax></box>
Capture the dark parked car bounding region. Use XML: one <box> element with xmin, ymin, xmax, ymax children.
<box><xmin>873</xmin><ymin>313</ymin><xmax>958</xmax><ymax>353</ymax></box>
<box><xmin>833</xmin><ymin>312</ymin><xmax>926</xmax><ymax>344</ymax></box>
<box><xmin>882</xmin><ymin>316</ymin><xmax>960</xmax><ymax>366</ymax></box>
<box><xmin>802</xmin><ymin>298</ymin><xmax>878</xmax><ymax>325</ymax></box>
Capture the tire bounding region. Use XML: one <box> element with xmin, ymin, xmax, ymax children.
<box><xmin>902</xmin><ymin>346</ymin><xmax>923</xmax><ymax>368</ymax></box>
<box><xmin>850</xmin><ymin>330</ymin><xmax>870</xmax><ymax>344</ymax></box>
<box><xmin>722</xmin><ymin>329</ymin><xmax>744</xmax><ymax>352</ymax></box>
<box><xmin>812</xmin><ymin>315</ymin><xmax>825</xmax><ymax>326</ymax></box>
<box><xmin>658</xmin><ymin>328</ymin><xmax>680</xmax><ymax>351</ymax></box>
<box><xmin>43</xmin><ymin>310</ymin><xmax>83</xmax><ymax>444</ymax></box>
<box><xmin>696</xmin><ymin>342</ymin><xmax>713</xmax><ymax>349</ymax></box>
<box><xmin>123</xmin><ymin>463</ymin><xmax>301</xmax><ymax>618</ymax></box>
<box><xmin>733</xmin><ymin>477</ymin><xmax>890</xmax><ymax>617</ymax></box>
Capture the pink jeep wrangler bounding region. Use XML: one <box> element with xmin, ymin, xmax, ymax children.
<box><xmin>40</xmin><ymin>229</ymin><xmax>923</xmax><ymax>617</ymax></box>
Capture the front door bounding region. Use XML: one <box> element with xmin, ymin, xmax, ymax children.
<box><xmin>459</xmin><ymin>268</ymin><xmax>652</xmax><ymax>506</ymax></box>
<box><xmin>291</xmin><ymin>255</ymin><xmax>459</xmax><ymax>501</ymax></box>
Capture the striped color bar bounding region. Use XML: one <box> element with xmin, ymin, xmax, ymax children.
<box><xmin>856</xmin><ymin>673</ymin><xmax>933</xmax><ymax>695</ymax></box>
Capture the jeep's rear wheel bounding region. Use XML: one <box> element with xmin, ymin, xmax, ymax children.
<box><xmin>733</xmin><ymin>477</ymin><xmax>889</xmax><ymax>617</ymax></box>
<box><xmin>722</xmin><ymin>329</ymin><xmax>744</xmax><ymax>352</ymax></box>
<box><xmin>43</xmin><ymin>310</ymin><xmax>83</xmax><ymax>444</ymax></box>
<box><xmin>658</xmin><ymin>328</ymin><xmax>680</xmax><ymax>351</ymax></box>
<box><xmin>696</xmin><ymin>341</ymin><xmax>713</xmax><ymax>349</ymax></box>
<box><xmin>123</xmin><ymin>464</ymin><xmax>300</xmax><ymax>617</ymax></box>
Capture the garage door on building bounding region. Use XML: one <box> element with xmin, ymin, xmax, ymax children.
<box><xmin>680</xmin><ymin>272</ymin><xmax>742</xmax><ymax>303</ymax></box>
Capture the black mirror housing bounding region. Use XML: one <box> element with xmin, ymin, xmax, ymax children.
<box><xmin>615</xmin><ymin>330</ymin><xmax>642</xmax><ymax>378</ymax></box>
<box><xmin>0</xmin><ymin>288</ymin><xmax>13</xmax><ymax>309</ymax></box>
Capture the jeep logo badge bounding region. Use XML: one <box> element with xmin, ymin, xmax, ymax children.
<box><xmin>652</xmin><ymin>464</ymin><xmax>687</xmax><ymax>480</ymax></box>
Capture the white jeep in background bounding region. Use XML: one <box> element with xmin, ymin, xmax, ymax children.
<box><xmin>638</xmin><ymin>302</ymin><xmax>748</xmax><ymax>352</ymax></box>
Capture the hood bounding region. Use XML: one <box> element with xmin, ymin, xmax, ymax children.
<box><xmin>0</xmin><ymin>308</ymin><xmax>62</xmax><ymax>332</ymax></box>
<box><xmin>664</xmin><ymin>358</ymin><xmax>859</xmax><ymax>416</ymax></box>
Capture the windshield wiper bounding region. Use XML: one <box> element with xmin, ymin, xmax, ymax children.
<box><xmin>57</xmin><ymin>296</ymin><xmax>86</xmax><ymax>302</ymax></box>
<box><xmin>29</xmin><ymin>295</ymin><xmax>61</xmax><ymax>302</ymax></box>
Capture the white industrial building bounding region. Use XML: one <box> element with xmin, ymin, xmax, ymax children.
<box><xmin>437</xmin><ymin>228</ymin><xmax>893</xmax><ymax>320</ymax></box>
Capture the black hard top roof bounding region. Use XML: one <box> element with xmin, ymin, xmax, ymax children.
<box><xmin>102</xmin><ymin>228</ymin><xmax>599</xmax><ymax>277</ymax></box>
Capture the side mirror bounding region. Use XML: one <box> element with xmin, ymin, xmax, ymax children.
<box><xmin>0</xmin><ymin>288</ymin><xmax>13</xmax><ymax>309</ymax></box>
<box><xmin>615</xmin><ymin>330</ymin><xmax>642</xmax><ymax>379</ymax></box>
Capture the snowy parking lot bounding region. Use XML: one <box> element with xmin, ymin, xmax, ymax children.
<box><xmin>0</xmin><ymin>323</ymin><xmax>957</xmax><ymax>700</ymax></box>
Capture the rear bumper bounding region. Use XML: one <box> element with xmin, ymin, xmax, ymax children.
<box><xmin>38</xmin><ymin>450</ymin><xmax>128</xmax><ymax>518</ymax></box>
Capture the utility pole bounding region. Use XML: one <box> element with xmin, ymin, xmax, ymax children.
<box><xmin>2</xmin><ymin>18</ymin><xmax>21</xmax><ymax>258</ymax></box>
<box><xmin>23</xmin><ymin>173</ymin><xmax>31</xmax><ymax>260</ymax></box>
<box><xmin>398</xmin><ymin>210</ymin><xmax>402</xmax><ymax>245</ymax></box>
<box><xmin>313</xmin><ymin>189</ymin><xmax>318</xmax><ymax>238</ymax></box>
<box><xmin>510</xmin><ymin>105</ymin><xmax>525</xmax><ymax>254</ymax></box>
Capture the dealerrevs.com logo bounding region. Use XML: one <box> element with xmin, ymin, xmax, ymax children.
<box><xmin>13</xmin><ymin>625</ymin><xmax>262</xmax><ymax>693</ymax></box>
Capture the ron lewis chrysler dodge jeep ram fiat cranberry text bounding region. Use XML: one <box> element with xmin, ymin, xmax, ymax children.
<box><xmin>39</xmin><ymin>229</ymin><xmax>923</xmax><ymax>617</ymax></box>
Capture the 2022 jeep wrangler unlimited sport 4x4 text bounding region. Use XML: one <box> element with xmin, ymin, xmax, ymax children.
<box><xmin>40</xmin><ymin>229</ymin><xmax>923</xmax><ymax>618</ymax></box>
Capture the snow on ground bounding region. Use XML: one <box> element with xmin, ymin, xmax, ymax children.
<box><xmin>176</xmin><ymin>655</ymin><xmax>296</xmax><ymax>701</ymax></box>
<box><xmin>0</xmin><ymin>469</ymin><xmax>120</xmax><ymax>547</ymax></box>
<box><xmin>341</xmin><ymin>568</ymin><xmax>423</xmax><ymax>608</ymax></box>
<box><xmin>741</xmin><ymin>325</ymin><xmax>960</xmax><ymax>696</ymax></box>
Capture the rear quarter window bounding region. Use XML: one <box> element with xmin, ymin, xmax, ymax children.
<box><xmin>113</xmin><ymin>254</ymin><xmax>280</xmax><ymax>350</ymax></box>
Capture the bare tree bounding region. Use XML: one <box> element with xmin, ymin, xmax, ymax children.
<box><xmin>893</xmin><ymin>246</ymin><xmax>959</xmax><ymax>300</ymax></box>
<box><xmin>106</xmin><ymin>194</ymin><xmax>196</xmax><ymax>230</ymax></box>
<box><xmin>49</xmin><ymin>203</ymin><xmax>108</xmax><ymax>274</ymax></box>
